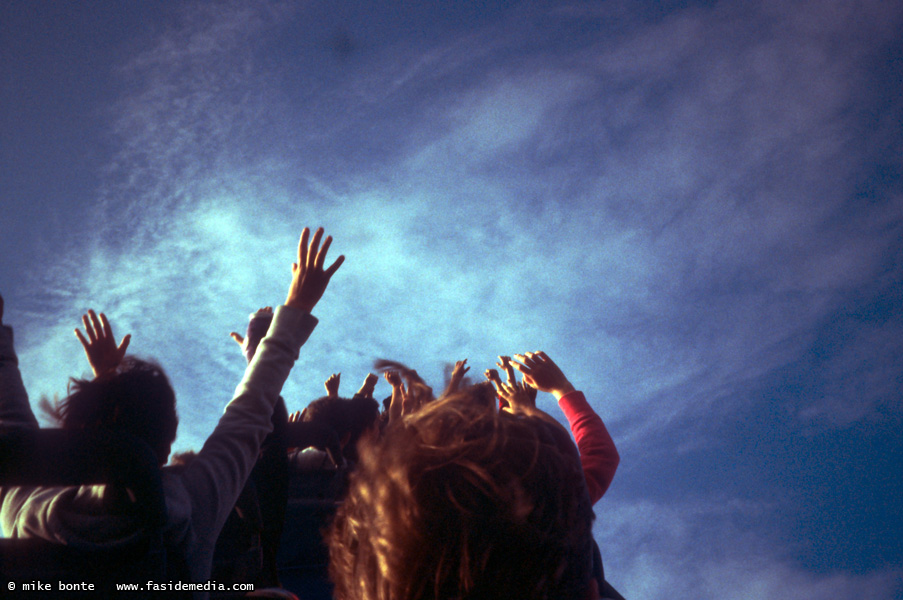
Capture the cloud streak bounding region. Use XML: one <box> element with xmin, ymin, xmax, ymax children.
<box><xmin>9</xmin><ymin>1</ymin><xmax>903</xmax><ymax>598</ymax></box>
<box><xmin>596</xmin><ymin>497</ymin><xmax>903</xmax><ymax>599</ymax></box>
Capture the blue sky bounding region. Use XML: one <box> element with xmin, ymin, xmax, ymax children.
<box><xmin>2</xmin><ymin>1</ymin><xmax>902</xmax><ymax>597</ymax></box>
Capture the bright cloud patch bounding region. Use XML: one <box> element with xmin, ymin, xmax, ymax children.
<box><xmin>8</xmin><ymin>1</ymin><xmax>903</xmax><ymax>598</ymax></box>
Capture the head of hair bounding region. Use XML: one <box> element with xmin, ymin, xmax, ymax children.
<box><xmin>302</xmin><ymin>395</ymin><xmax>380</xmax><ymax>462</ymax></box>
<box><xmin>327</xmin><ymin>383</ymin><xmax>595</xmax><ymax>600</ymax></box>
<box><xmin>44</xmin><ymin>357</ymin><xmax>178</xmax><ymax>465</ymax></box>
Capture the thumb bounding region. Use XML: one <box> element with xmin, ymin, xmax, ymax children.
<box><xmin>117</xmin><ymin>334</ymin><xmax>131</xmax><ymax>356</ymax></box>
<box><xmin>230</xmin><ymin>332</ymin><xmax>245</xmax><ymax>345</ymax></box>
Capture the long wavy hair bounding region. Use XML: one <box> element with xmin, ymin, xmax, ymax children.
<box><xmin>328</xmin><ymin>383</ymin><xmax>594</xmax><ymax>600</ymax></box>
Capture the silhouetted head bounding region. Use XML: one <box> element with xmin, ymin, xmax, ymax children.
<box><xmin>50</xmin><ymin>357</ymin><xmax>178</xmax><ymax>465</ymax></box>
<box><xmin>327</xmin><ymin>383</ymin><xmax>595</xmax><ymax>600</ymax></box>
<box><xmin>302</xmin><ymin>395</ymin><xmax>380</xmax><ymax>462</ymax></box>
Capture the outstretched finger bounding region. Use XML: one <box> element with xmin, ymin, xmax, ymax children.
<box><xmin>89</xmin><ymin>310</ymin><xmax>104</xmax><ymax>341</ymax></box>
<box><xmin>513</xmin><ymin>353</ymin><xmax>536</xmax><ymax>367</ymax></box>
<box><xmin>498</xmin><ymin>356</ymin><xmax>516</xmax><ymax>384</ymax></box>
<box><xmin>99</xmin><ymin>313</ymin><xmax>115</xmax><ymax>338</ymax></box>
<box><xmin>82</xmin><ymin>314</ymin><xmax>97</xmax><ymax>342</ymax></box>
<box><xmin>116</xmin><ymin>334</ymin><xmax>131</xmax><ymax>359</ymax></box>
<box><xmin>315</xmin><ymin>235</ymin><xmax>333</xmax><ymax>270</ymax></box>
<box><xmin>307</xmin><ymin>227</ymin><xmax>324</xmax><ymax>268</ymax></box>
<box><xmin>230</xmin><ymin>332</ymin><xmax>245</xmax><ymax>346</ymax></box>
<box><xmin>324</xmin><ymin>254</ymin><xmax>345</xmax><ymax>278</ymax></box>
<box><xmin>74</xmin><ymin>328</ymin><xmax>90</xmax><ymax>350</ymax></box>
<box><xmin>297</xmin><ymin>228</ymin><xmax>310</xmax><ymax>273</ymax></box>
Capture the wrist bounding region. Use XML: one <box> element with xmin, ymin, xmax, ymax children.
<box><xmin>284</xmin><ymin>298</ymin><xmax>315</xmax><ymax>314</ymax></box>
<box><xmin>551</xmin><ymin>381</ymin><xmax>576</xmax><ymax>400</ymax></box>
<box><xmin>287</xmin><ymin>303</ymin><xmax>314</xmax><ymax>313</ymax></box>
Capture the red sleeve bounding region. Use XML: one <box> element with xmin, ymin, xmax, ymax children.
<box><xmin>558</xmin><ymin>390</ymin><xmax>619</xmax><ymax>505</ymax></box>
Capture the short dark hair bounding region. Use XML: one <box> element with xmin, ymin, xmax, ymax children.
<box><xmin>327</xmin><ymin>384</ymin><xmax>595</xmax><ymax>600</ymax></box>
<box><xmin>302</xmin><ymin>395</ymin><xmax>379</xmax><ymax>462</ymax></box>
<box><xmin>47</xmin><ymin>357</ymin><xmax>178</xmax><ymax>464</ymax></box>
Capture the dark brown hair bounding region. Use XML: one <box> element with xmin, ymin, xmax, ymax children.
<box><xmin>43</xmin><ymin>357</ymin><xmax>178</xmax><ymax>464</ymax></box>
<box><xmin>301</xmin><ymin>394</ymin><xmax>380</xmax><ymax>462</ymax></box>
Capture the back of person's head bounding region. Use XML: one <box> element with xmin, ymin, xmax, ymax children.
<box><xmin>327</xmin><ymin>383</ymin><xmax>595</xmax><ymax>600</ymax></box>
<box><xmin>48</xmin><ymin>357</ymin><xmax>178</xmax><ymax>465</ymax></box>
<box><xmin>344</xmin><ymin>394</ymin><xmax>380</xmax><ymax>461</ymax></box>
<box><xmin>302</xmin><ymin>395</ymin><xmax>379</xmax><ymax>462</ymax></box>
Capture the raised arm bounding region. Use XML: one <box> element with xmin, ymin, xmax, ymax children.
<box><xmin>384</xmin><ymin>370</ymin><xmax>404</xmax><ymax>424</ymax></box>
<box><xmin>180</xmin><ymin>227</ymin><xmax>344</xmax><ymax>552</ymax></box>
<box><xmin>0</xmin><ymin>293</ymin><xmax>38</xmax><ymax>428</ymax></box>
<box><xmin>511</xmin><ymin>351</ymin><xmax>619</xmax><ymax>504</ymax></box>
<box><xmin>355</xmin><ymin>373</ymin><xmax>379</xmax><ymax>399</ymax></box>
<box><xmin>443</xmin><ymin>359</ymin><xmax>470</xmax><ymax>396</ymax></box>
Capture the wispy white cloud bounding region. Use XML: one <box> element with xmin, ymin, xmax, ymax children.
<box><xmin>597</xmin><ymin>497</ymin><xmax>903</xmax><ymax>600</ymax></box>
<box><xmin>17</xmin><ymin>0</ymin><xmax>902</xmax><ymax>441</ymax></box>
<box><xmin>9</xmin><ymin>1</ymin><xmax>902</xmax><ymax>589</ymax></box>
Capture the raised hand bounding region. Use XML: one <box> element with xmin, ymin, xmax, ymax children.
<box><xmin>496</xmin><ymin>356</ymin><xmax>516</xmax><ymax>386</ymax></box>
<box><xmin>510</xmin><ymin>351</ymin><xmax>575</xmax><ymax>399</ymax></box>
<box><xmin>483</xmin><ymin>367</ymin><xmax>508</xmax><ymax>410</ymax></box>
<box><xmin>483</xmin><ymin>368</ymin><xmax>502</xmax><ymax>388</ymax></box>
<box><xmin>383</xmin><ymin>370</ymin><xmax>402</xmax><ymax>389</ymax></box>
<box><xmin>74</xmin><ymin>309</ymin><xmax>131</xmax><ymax>378</ymax></box>
<box><xmin>356</xmin><ymin>373</ymin><xmax>379</xmax><ymax>399</ymax></box>
<box><xmin>384</xmin><ymin>371</ymin><xmax>404</xmax><ymax>424</ymax></box>
<box><xmin>495</xmin><ymin>378</ymin><xmax>537</xmax><ymax>414</ymax></box>
<box><xmin>444</xmin><ymin>359</ymin><xmax>470</xmax><ymax>395</ymax></box>
<box><xmin>285</xmin><ymin>227</ymin><xmax>345</xmax><ymax>312</ymax></box>
<box><xmin>324</xmin><ymin>373</ymin><xmax>341</xmax><ymax>398</ymax></box>
<box><xmin>230</xmin><ymin>306</ymin><xmax>273</xmax><ymax>362</ymax></box>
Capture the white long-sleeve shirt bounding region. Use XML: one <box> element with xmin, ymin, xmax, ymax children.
<box><xmin>0</xmin><ymin>305</ymin><xmax>317</xmax><ymax>594</ymax></box>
